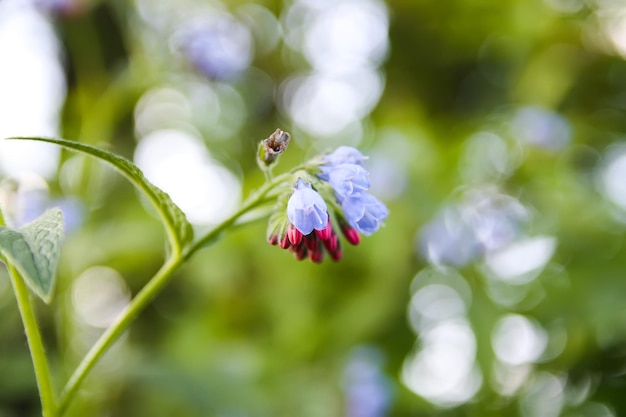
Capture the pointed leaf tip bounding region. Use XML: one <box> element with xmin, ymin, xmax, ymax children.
<box><xmin>8</xmin><ymin>136</ymin><xmax>194</xmax><ymax>253</ymax></box>
<box><xmin>0</xmin><ymin>208</ymin><xmax>64</xmax><ymax>303</ymax></box>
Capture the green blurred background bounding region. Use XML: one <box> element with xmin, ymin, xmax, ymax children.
<box><xmin>2</xmin><ymin>0</ymin><xmax>626</xmax><ymax>416</ymax></box>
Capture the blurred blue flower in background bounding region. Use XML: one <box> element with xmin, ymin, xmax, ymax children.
<box><xmin>418</xmin><ymin>206</ymin><xmax>482</xmax><ymax>267</ymax></box>
<box><xmin>0</xmin><ymin>174</ymin><xmax>84</xmax><ymax>233</ymax></box>
<box><xmin>31</xmin><ymin>0</ymin><xmax>81</xmax><ymax>16</ymax></box>
<box><xmin>344</xmin><ymin>346</ymin><xmax>391</xmax><ymax>417</ymax></box>
<box><xmin>177</xmin><ymin>15</ymin><xmax>253</xmax><ymax>81</ymax></box>
<box><xmin>418</xmin><ymin>189</ymin><xmax>529</xmax><ymax>267</ymax></box>
<box><xmin>319</xmin><ymin>163</ymin><xmax>370</xmax><ymax>200</ymax></box>
<box><xmin>511</xmin><ymin>106</ymin><xmax>571</xmax><ymax>150</ymax></box>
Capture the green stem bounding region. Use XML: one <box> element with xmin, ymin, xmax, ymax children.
<box><xmin>7</xmin><ymin>265</ymin><xmax>57</xmax><ymax>417</ymax></box>
<box><xmin>184</xmin><ymin>171</ymin><xmax>294</xmax><ymax>259</ymax></box>
<box><xmin>57</xmin><ymin>172</ymin><xmax>289</xmax><ymax>415</ymax></box>
<box><xmin>184</xmin><ymin>188</ymin><xmax>276</xmax><ymax>260</ymax></box>
<box><xmin>56</xmin><ymin>255</ymin><xmax>182</xmax><ymax>415</ymax></box>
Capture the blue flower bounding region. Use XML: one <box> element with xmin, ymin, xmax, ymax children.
<box><xmin>341</xmin><ymin>193</ymin><xmax>389</xmax><ymax>236</ymax></box>
<box><xmin>287</xmin><ymin>179</ymin><xmax>329</xmax><ymax>235</ymax></box>
<box><xmin>319</xmin><ymin>163</ymin><xmax>370</xmax><ymax>200</ymax></box>
<box><xmin>323</xmin><ymin>146</ymin><xmax>368</xmax><ymax>166</ymax></box>
<box><xmin>180</xmin><ymin>18</ymin><xmax>252</xmax><ymax>81</ymax></box>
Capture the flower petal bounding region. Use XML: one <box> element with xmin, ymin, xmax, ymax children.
<box><xmin>324</xmin><ymin>163</ymin><xmax>370</xmax><ymax>199</ymax></box>
<box><xmin>341</xmin><ymin>193</ymin><xmax>389</xmax><ymax>235</ymax></box>
<box><xmin>287</xmin><ymin>179</ymin><xmax>329</xmax><ymax>235</ymax></box>
<box><xmin>324</xmin><ymin>146</ymin><xmax>368</xmax><ymax>166</ymax></box>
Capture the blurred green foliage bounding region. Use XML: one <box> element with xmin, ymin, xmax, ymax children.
<box><xmin>3</xmin><ymin>0</ymin><xmax>626</xmax><ymax>416</ymax></box>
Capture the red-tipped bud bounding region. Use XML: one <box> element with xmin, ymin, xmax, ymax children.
<box><xmin>323</xmin><ymin>233</ymin><xmax>338</xmax><ymax>252</ymax></box>
<box><xmin>309</xmin><ymin>245</ymin><xmax>324</xmax><ymax>263</ymax></box>
<box><xmin>341</xmin><ymin>224</ymin><xmax>360</xmax><ymax>245</ymax></box>
<box><xmin>290</xmin><ymin>242</ymin><xmax>308</xmax><ymax>260</ymax></box>
<box><xmin>288</xmin><ymin>224</ymin><xmax>303</xmax><ymax>245</ymax></box>
<box><xmin>279</xmin><ymin>234</ymin><xmax>291</xmax><ymax>249</ymax></box>
<box><xmin>329</xmin><ymin>247</ymin><xmax>342</xmax><ymax>261</ymax></box>
<box><xmin>315</xmin><ymin>220</ymin><xmax>333</xmax><ymax>241</ymax></box>
<box><xmin>268</xmin><ymin>234</ymin><xmax>279</xmax><ymax>246</ymax></box>
<box><xmin>304</xmin><ymin>234</ymin><xmax>319</xmax><ymax>251</ymax></box>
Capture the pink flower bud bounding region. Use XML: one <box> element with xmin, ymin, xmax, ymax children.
<box><xmin>309</xmin><ymin>245</ymin><xmax>324</xmax><ymax>263</ymax></box>
<box><xmin>290</xmin><ymin>242</ymin><xmax>307</xmax><ymax>260</ymax></box>
<box><xmin>288</xmin><ymin>223</ymin><xmax>303</xmax><ymax>245</ymax></box>
<box><xmin>268</xmin><ymin>234</ymin><xmax>279</xmax><ymax>246</ymax></box>
<box><xmin>341</xmin><ymin>224</ymin><xmax>361</xmax><ymax>245</ymax></box>
<box><xmin>279</xmin><ymin>234</ymin><xmax>291</xmax><ymax>249</ymax></box>
<box><xmin>323</xmin><ymin>233</ymin><xmax>339</xmax><ymax>252</ymax></box>
<box><xmin>329</xmin><ymin>247</ymin><xmax>342</xmax><ymax>261</ymax></box>
<box><xmin>304</xmin><ymin>234</ymin><xmax>319</xmax><ymax>251</ymax></box>
<box><xmin>315</xmin><ymin>220</ymin><xmax>333</xmax><ymax>241</ymax></box>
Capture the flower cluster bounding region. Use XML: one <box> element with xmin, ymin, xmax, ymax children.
<box><xmin>266</xmin><ymin>143</ymin><xmax>388</xmax><ymax>263</ymax></box>
<box><xmin>317</xmin><ymin>146</ymin><xmax>389</xmax><ymax>236</ymax></box>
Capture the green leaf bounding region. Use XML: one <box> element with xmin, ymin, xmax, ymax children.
<box><xmin>0</xmin><ymin>208</ymin><xmax>64</xmax><ymax>303</ymax></box>
<box><xmin>9</xmin><ymin>137</ymin><xmax>194</xmax><ymax>254</ymax></box>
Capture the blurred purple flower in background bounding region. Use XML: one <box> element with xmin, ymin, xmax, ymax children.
<box><xmin>317</xmin><ymin>146</ymin><xmax>389</xmax><ymax>235</ymax></box>
<box><xmin>31</xmin><ymin>0</ymin><xmax>82</xmax><ymax>16</ymax></box>
<box><xmin>344</xmin><ymin>346</ymin><xmax>391</xmax><ymax>417</ymax></box>
<box><xmin>0</xmin><ymin>175</ymin><xmax>84</xmax><ymax>233</ymax></box>
<box><xmin>418</xmin><ymin>189</ymin><xmax>528</xmax><ymax>267</ymax></box>
<box><xmin>419</xmin><ymin>206</ymin><xmax>482</xmax><ymax>267</ymax></box>
<box><xmin>177</xmin><ymin>16</ymin><xmax>253</xmax><ymax>81</ymax></box>
<box><xmin>511</xmin><ymin>106</ymin><xmax>571</xmax><ymax>150</ymax></box>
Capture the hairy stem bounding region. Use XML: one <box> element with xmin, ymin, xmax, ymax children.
<box><xmin>7</xmin><ymin>265</ymin><xmax>57</xmax><ymax>417</ymax></box>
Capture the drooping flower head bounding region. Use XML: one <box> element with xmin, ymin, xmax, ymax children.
<box><xmin>261</xmin><ymin>133</ymin><xmax>388</xmax><ymax>263</ymax></box>
<box><xmin>268</xmin><ymin>179</ymin><xmax>341</xmax><ymax>262</ymax></box>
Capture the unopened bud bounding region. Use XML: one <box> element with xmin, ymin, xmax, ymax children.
<box><xmin>257</xmin><ymin>128</ymin><xmax>291</xmax><ymax>168</ymax></box>
<box><xmin>341</xmin><ymin>223</ymin><xmax>360</xmax><ymax>245</ymax></box>
<box><xmin>279</xmin><ymin>234</ymin><xmax>291</xmax><ymax>249</ymax></box>
<box><xmin>287</xmin><ymin>223</ymin><xmax>303</xmax><ymax>245</ymax></box>
<box><xmin>315</xmin><ymin>220</ymin><xmax>333</xmax><ymax>241</ymax></box>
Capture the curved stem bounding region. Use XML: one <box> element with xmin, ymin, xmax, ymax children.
<box><xmin>57</xmin><ymin>171</ymin><xmax>291</xmax><ymax>415</ymax></box>
<box><xmin>183</xmin><ymin>195</ymin><xmax>272</xmax><ymax>260</ymax></box>
<box><xmin>184</xmin><ymin>172</ymin><xmax>291</xmax><ymax>259</ymax></box>
<box><xmin>56</xmin><ymin>255</ymin><xmax>181</xmax><ymax>415</ymax></box>
<box><xmin>7</xmin><ymin>265</ymin><xmax>56</xmax><ymax>417</ymax></box>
